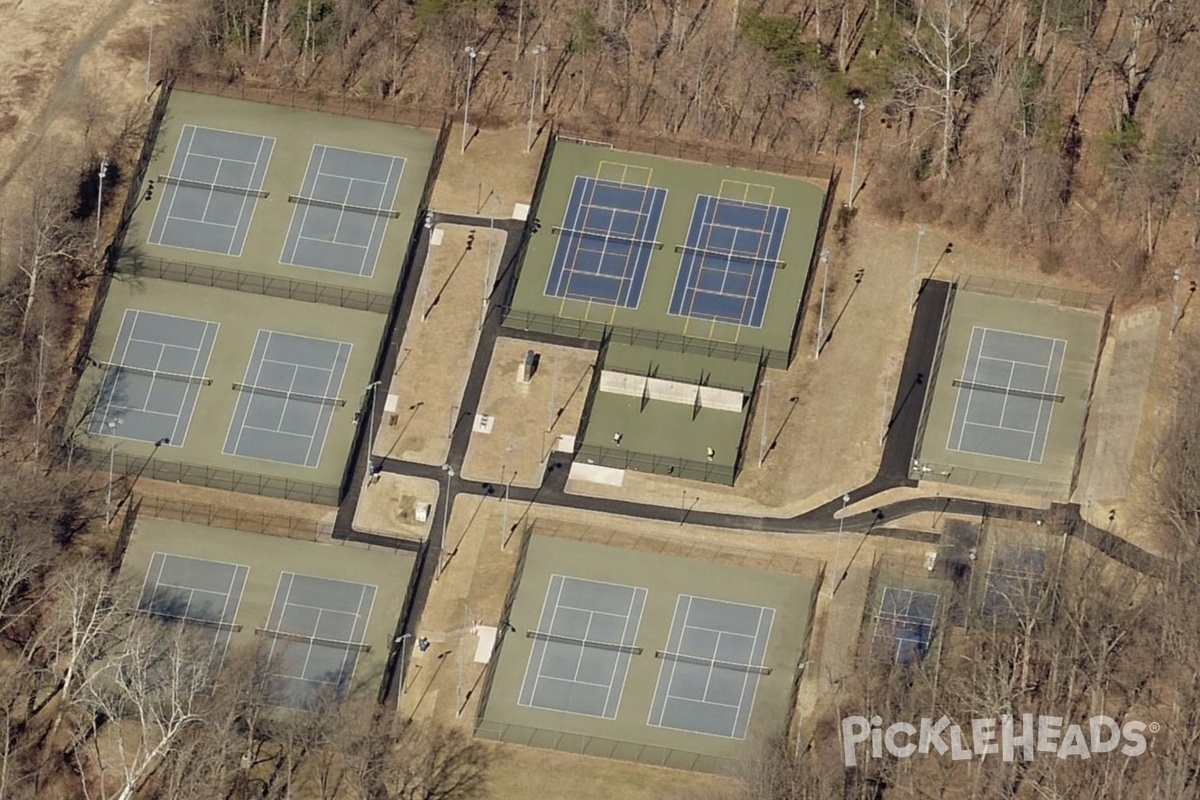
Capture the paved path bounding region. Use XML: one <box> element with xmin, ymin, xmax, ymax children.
<box><xmin>333</xmin><ymin>212</ymin><xmax>1168</xmax><ymax>707</ymax></box>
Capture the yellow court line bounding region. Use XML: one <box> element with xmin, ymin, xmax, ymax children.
<box><xmin>597</xmin><ymin>160</ymin><xmax>653</xmax><ymax>186</ymax></box>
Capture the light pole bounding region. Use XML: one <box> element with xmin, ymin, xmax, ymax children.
<box><xmin>366</xmin><ymin>380</ymin><xmax>381</xmax><ymax>477</ymax></box>
<box><xmin>457</xmin><ymin>604</ymin><xmax>477</xmax><ymax>718</ymax></box>
<box><xmin>527</xmin><ymin>44</ymin><xmax>547</xmax><ymax>153</ymax></box>
<box><xmin>461</xmin><ymin>47</ymin><xmax>477</xmax><ymax>153</ymax></box>
<box><xmin>482</xmin><ymin>195</ymin><xmax>500</xmax><ymax>330</ymax></box>
<box><xmin>816</xmin><ymin>249</ymin><xmax>830</xmax><ymax>358</ymax></box>
<box><xmin>910</xmin><ymin>224</ymin><xmax>927</xmax><ymax>311</ymax></box>
<box><xmin>829</xmin><ymin>493</ymin><xmax>850</xmax><ymax>599</ymax></box>
<box><xmin>849</xmin><ymin>97</ymin><xmax>866</xmax><ymax>209</ymax></box>
<box><xmin>880</xmin><ymin>356</ymin><xmax>896</xmax><ymax>445</ymax></box>
<box><xmin>438</xmin><ymin>464</ymin><xmax>455</xmax><ymax>580</ymax></box>
<box><xmin>95</xmin><ymin>156</ymin><xmax>109</xmax><ymax>250</ymax></box>
<box><xmin>501</xmin><ymin>464</ymin><xmax>511</xmax><ymax>551</ymax></box>
<box><xmin>757</xmin><ymin>378</ymin><xmax>771</xmax><ymax>468</ymax></box>
<box><xmin>145</xmin><ymin>0</ymin><xmax>160</xmax><ymax>92</ymax></box>
<box><xmin>395</xmin><ymin>632</ymin><xmax>412</xmax><ymax>694</ymax></box>
<box><xmin>1171</xmin><ymin>268</ymin><xmax>1182</xmax><ymax>338</ymax></box>
<box><xmin>105</xmin><ymin>418</ymin><xmax>124</xmax><ymax>526</ymax></box>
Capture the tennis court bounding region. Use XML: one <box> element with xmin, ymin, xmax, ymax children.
<box><xmin>518</xmin><ymin>575</ymin><xmax>648</xmax><ymax>719</ymax></box>
<box><xmin>667</xmin><ymin>195</ymin><xmax>789</xmax><ymax>328</ymax></box>
<box><xmin>946</xmin><ymin>327</ymin><xmax>1067</xmax><ymax>462</ymax></box>
<box><xmin>222</xmin><ymin>330</ymin><xmax>352</xmax><ymax>468</ymax></box>
<box><xmin>870</xmin><ymin>587</ymin><xmax>938</xmax><ymax>665</ymax></box>
<box><xmin>505</xmin><ymin>141</ymin><xmax>827</xmax><ymax>368</ymax></box>
<box><xmin>911</xmin><ymin>283</ymin><xmax>1107</xmax><ymax>499</ymax></box>
<box><xmin>118</xmin><ymin>518</ymin><xmax>414</xmax><ymax>709</ymax></box>
<box><xmin>260</xmin><ymin>572</ymin><xmax>377</xmax><ymax>709</ymax></box>
<box><xmin>543</xmin><ymin>174</ymin><xmax>668</xmax><ymax>308</ymax></box>
<box><xmin>147</xmin><ymin>124</ymin><xmax>274</xmax><ymax>257</ymax></box>
<box><xmin>89</xmin><ymin>309</ymin><xmax>219</xmax><ymax>446</ymax></box>
<box><xmin>136</xmin><ymin>552</ymin><xmax>248</xmax><ymax>675</ymax></box>
<box><xmin>279</xmin><ymin>145</ymin><xmax>406</xmax><ymax>277</ymax></box>
<box><xmin>475</xmin><ymin>534</ymin><xmax>816</xmax><ymax>772</ymax></box>
<box><xmin>981</xmin><ymin>544</ymin><xmax>1047</xmax><ymax>621</ymax></box>
<box><xmin>648</xmin><ymin>596</ymin><xmax>773</xmax><ymax>739</ymax></box>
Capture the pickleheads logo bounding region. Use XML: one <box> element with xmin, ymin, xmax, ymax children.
<box><xmin>841</xmin><ymin>714</ymin><xmax>1156</xmax><ymax>767</ymax></box>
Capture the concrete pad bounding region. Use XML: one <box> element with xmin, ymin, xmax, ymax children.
<box><xmin>1077</xmin><ymin>307</ymin><xmax>1159</xmax><ymax>502</ymax></box>
<box><xmin>569</xmin><ymin>462</ymin><xmax>625</xmax><ymax>486</ymax></box>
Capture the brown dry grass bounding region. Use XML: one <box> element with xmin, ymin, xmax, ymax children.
<box><xmin>429</xmin><ymin>125</ymin><xmax>545</xmax><ymax>215</ymax></box>
<box><xmin>461</xmin><ymin>337</ymin><xmax>596</xmax><ymax>488</ymax></box>
<box><xmin>352</xmin><ymin>472</ymin><xmax>438</xmax><ymax>542</ymax></box>
<box><xmin>373</xmin><ymin>225</ymin><xmax>505</xmax><ymax>466</ymax></box>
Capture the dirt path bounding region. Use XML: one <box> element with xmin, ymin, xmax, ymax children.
<box><xmin>0</xmin><ymin>0</ymin><xmax>144</xmax><ymax>195</ymax></box>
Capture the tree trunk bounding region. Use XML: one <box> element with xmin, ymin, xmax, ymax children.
<box><xmin>259</xmin><ymin>0</ymin><xmax>270</xmax><ymax>61</ymax></box>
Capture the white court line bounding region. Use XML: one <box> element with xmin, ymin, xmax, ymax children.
<box><xmin>149</xmin><ymin>126</ymin><xmax>195</xmax><ymax>246</ymax></box>
<box><xmin>229</xmin><ymin>134</ymin><xmax>276</xmax><ymax>258</ymax></box>
<box><xmin>229</xmin><ymin>329</ymin><xmax>274</xmax><ymax>457</ymax></box>
<box><xmin>139</xmin><ymin>552</ymin><xmax>168</xmax><ymax>609</ymax></box>
<box><xmin>607</xmin><ymin>587</ymin><xmax>645</xmax><ymax>720</ymax></box>
<box><xmin>947</xmin><ymin>326</ymin><xmax>988</xmax><ymax>452</ymax></box>
<box><xmin>306</xmin><ymin>340</ymin><xmax>352</xmax><ymax>469</ymax></box>
<box><xmin>960</xmin><ymin>418</ymin><xmax>1040</xmax><ymax>435</ymax></box>
<box><xmin>1028</xmin><ymin>338</ymin><xmax>1067</xmax><ymax>462</ymax></box>
<box><xmin>521</xmin><ymin>574</ymin><xmax>565</xmax><ymax>710</ymax></box>
<box><xmin>650</xmin><ymin>595</ymin><xmax>692</xmax><ymax>728</ymax></box>
<box><xmin>356</xmin><ymin>155</ymin><xmax>399</xmax><ymax>276</ymax></box>
<box><xmin>646</xmin><ymin>594</ymin><xmax>684</xmax><ymax>728</ymax></box>
<box><xmin>171</xmin><ymin>320</ymin><xmax>220</xmax><ymax>448</ymax></box>
<box><xmin>599</xmin><ymin>587</ymin><xmax>637</xmax><ymax>716</ymax></box>
<box><xmin>294</xmin><ymin>232</ymin><xmax>369</xmax><ymax>251</ymax></box>
<box><xmin>298</xmin><ymin>609</ymin><xmax>321</xmax><ymax>683</ymax></box>
<box><xmin>737</xmin><ymin>605</ymin><xmax>775</xmax><ymax>740</ymax></box>
<box><xmin>278</xmin><ymin>144</ymin><xmax>323</xmax><ymax>265</ymax></box>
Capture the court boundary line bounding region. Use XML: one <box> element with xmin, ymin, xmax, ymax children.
<box><xmin>221</xmin><ymin>330</ymin><xmax>352</xmax><ymax>469</ymax></box>
<box><xmin>518</xmin><ymin>574</ymin><xmax>643</xmax><ymax>720</ymax></box>
<box><xmin>91</xmin><ymin>309</ymin><xmax>217</xmax><ymax>448</ymax></box>
<box><xmin>647</xmin><ymin>594</ymin><xmax>772</xmax><ymax>739</ymax></box>
<box><xmin>945</xmin><ymin>326</ymin><xmax>1067</xmax><ymax>462</ymax></box>
<box><xmin>149</xmin><ymin>125</ymin><xmax>274</xmax><ymax>258</ymax></box>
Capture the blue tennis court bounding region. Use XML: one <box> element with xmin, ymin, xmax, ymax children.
<box><xmin>89</xmin><ymin>310</ymin><xmax>218</xmax><ymax>447</ymax></box>
<box><xmin>279</xmin><ymin>145</ymin><xmax>405</xmax><ymax>277</ymax></box>
<box><xmin>648</xmin><ymin>595</ymin><xmax>774</xmax><ymax>739</ymax></box>
<box><xmin>147</xmin><ymin>125</ymin><xmax>274</xmax><ymax>257</ymax></box>
<box><xmin>543</xmin><ymin>176</ymin><xmax>667</xmax><ymax>308</ymax></box>
<box><xmin>667</xmin><ymin>196</ymin><xmax>789</xmax><ymax>327</ymax></box>
<box><xmin>947</xmin><ymin>327</ymin><xmax>1067</xmax><ymax>463</ymax></box>
<box><xmin>871</xmin><ymin>587</ymin><xmax>938</xmax><ymax>665</ymax></box>
<box><xmin>222</xmin><ymin>331</ymin><xmax>352</xmax><ymax>468</ymax></box>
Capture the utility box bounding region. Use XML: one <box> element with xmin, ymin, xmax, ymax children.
<box><xmin>518</xmin><ymin>349</ymin><xmax>538</xmax><ymax>383</ymax></box>
<box><xmin>414</xmin><ymin>503</ymin><xmax>431</xmax><ymax>523</ymax></box>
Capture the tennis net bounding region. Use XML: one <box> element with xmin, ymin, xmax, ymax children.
<box><xmin>97</xmin><ymin>361</ymin><xmax>213</xmax><ymax>386</ymax></box>
<box><xmin>255</xmin><ymin>627</ymin><xmax>372</xmax><ymax>653</ymax></box>
<box><xmin>551</xmin><ymin>226</ymin><xmax>664</xmax><ymax>250</ymax></box>
<box><xmin>951</xmin><ymin>380</ymin><xmax>1065</xmax><ymax>403</ymax></box>
<box><xmin>138</xmin><ymin>609</ymin><xmax>243</xmax><ymax>632</ymax></box>
<box><xmin>526</xmin><ymin>630</ymin><xmax>643</xmax><ymax>655</ymax></box>
<box><xmin>654</xmin><ymin>649</ymin><xmax>772</xmax><ymax>675</ymax></box>
<box><xmin>674</xmin><ymin>244</ymin><xmax>786</xmax><ymax>269</ymax></box>
<box><xmin>288</xmin><ymin>194</ymin><xmax>400</xmax><ymax>218</ymax></box>
<box><xmin>159</xmin><ymin>174</ymin><xmax>269</xmax><ymax>198</ymax></box>
<box><xmin>231</xmin><ymin>383</ymin><xmax>347</xmax><ymax>407</ymax></box>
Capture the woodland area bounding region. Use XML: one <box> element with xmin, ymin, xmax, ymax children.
<box><xmin>0</xmin><ymin>0</ymin><xmax>1198</xmax><ymax>797</ymax></box>
<box><xmin>170</xmin><ymin>0</ymin><xmax>1200</xmax><ymax>297</ymax></box>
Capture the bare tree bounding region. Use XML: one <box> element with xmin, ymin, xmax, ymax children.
<box><xmin>70</xmin><ymin>620</ymin><xmax>212</xmax><ymax>800</ymax></box>
<box><xmin>901</xmin><ymin>0</ymin><xmax>978</xmax><ymax>180</ymax></box>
